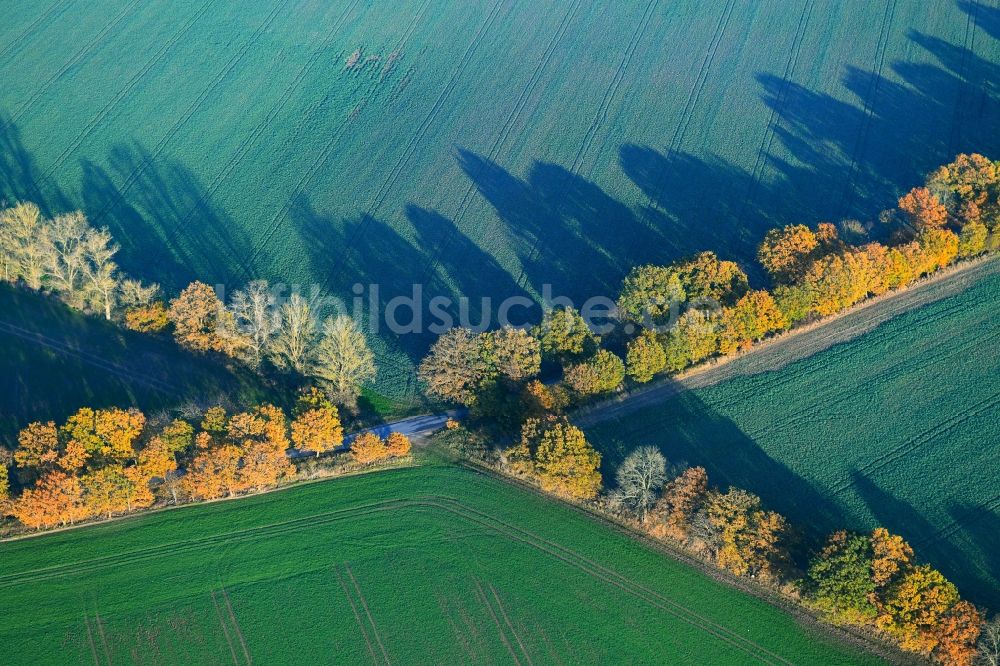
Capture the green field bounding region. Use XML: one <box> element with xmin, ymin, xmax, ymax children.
<box><xmin>0</xmin><ymin>464</ymin><xmax>882</xmax><ymax>665</ymax></box>
<box><xmin>2</xmin><ymin>0</ymin><xmax>999</xmax><ymax>396</ymax></box>
<box><xmin>0</xmin><ymin>284</ymin><xmax>273</xmax><ymax>441</ymax></box>
<box><xmin>586</xmin><ymin>269</ymin><xmax>1000</xmax><ymax>611</ymax></box>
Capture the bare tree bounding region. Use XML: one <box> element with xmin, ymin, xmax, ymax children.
<box><xmin>0</xmin><ymin>202</ymin><xmax>48</xmax><ymax>289</ymax></box>
<box><xmin>270</xmin><ymin>292</ymin><xmax>318</xmax><ymax>375</ymax></box>
<box><xmin>980</xmin><ymin>616</ymin><xmax>1000</xmax><ymax>666</ymax></box>
<box><xmin>229</xmin><ymin>280</ymin><xmax>279</xmax><ymax>367</ymax></box>
<box><xmin>81</xmin><ymin>228</ymin><xmax>120</xmax><ymax>320</ymax></box>
<box><xmin>613</xmin><ymin>446</ymin><xmax>667</xmax><ymax>520</ymax></box>
<box><xmin>312</xmin><ymin>315</ymin><xmax>376</xmax><ymax>406</ymax></box>
<box><xmin>119</xmin><ymin>278</ymin><xmax>160</xmax><ymax>309</ymax></box>
<box><xmin>43</xmin><ymin>211</ymin><xmax>90</xmax><ymax>305</ymax></box>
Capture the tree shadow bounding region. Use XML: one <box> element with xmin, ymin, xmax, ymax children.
<box><xmin>590</xmin><ymin>384</ymin><xmax>843</xmax><ymax>532</ymax></box>
<box><xmin>0</xmin><ymin>283</ymin><xmax>273</xmax><ymax>443</ymax></box>
<box><xmin>852</xmin><ymin>473</ymin><xmax>1000</xmax><ymax>609</ymax></box>
<box><xmin>457</xmin><ymin>149</ymin><xmax>664</xmax><ymax>303</ymax></box>
<box><xmin>79</xmin><ymin>142</ymin><xmax>256</xmax><ymax>292</ymax></box>
<box><xmin>0</xmin><ymin>114</ymin><xmax>69</xmax><ymax>213</ymax></box>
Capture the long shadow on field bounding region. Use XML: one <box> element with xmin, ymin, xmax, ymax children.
<box><xmin>753</xmin><ymin>29</ymin><xmax>1000</xmax><ymax>228</ymax></box>
<box><xmin>79</xmin><ymin>142</ymin><xmax>257</xmax><ymax>292</ymax></box>
<box><xmin>0</xmin><ymin>283</ymin><xmax>271</xmax><ymax>445</ymax></box>
<box><xmin>593</xmin><ymin>385</ymin><xmax>843</xmax><ymax>533</ymax></box>
<box><xmin>959</xmin><ymin>0</ymin><xmax>1000</xmax><ymax>43</ymax></box>
<box><xmin>0</xmin><ymin>115</ymin><xmax>70</xmax><ymax>213</ymax></box>
<box><xmin>457</xmin><ymin>149</ymin><xmax>665</xmax><ymax>304</ymax></box>
<box><xmin>287</xmin><ymin>194</ymin><xmax>533</xmax><ymax>373</ymax></box>
<box><xmin>852</xmin><ymin>474</ymin><xmax>1000</xmax><ymax>609</ymax></box>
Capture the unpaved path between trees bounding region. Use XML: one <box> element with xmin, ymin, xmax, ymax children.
<box><xmin>574</xmin><ymin>255</ymin><xmax>1000</xmax><ymax>428</ymax></box>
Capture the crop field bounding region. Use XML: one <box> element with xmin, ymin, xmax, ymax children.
<box><xmin>2</xmin><ymin>0</ymin><xmax>1000</xmax><ymax>397</ymax></box>
<box><xmin>0</xmin><ymin>464</ymin><xmax>880</xmax><ymax>665</ymax></box>
<box><xmin>0</xmin><ymin>284</ymin><xmax>272</xmax><ymax>441</ymax></box>
<box><xmin>586</xmin><ymin>270</ymin><xmax>1000</xmax><ymax>610</ymax></box>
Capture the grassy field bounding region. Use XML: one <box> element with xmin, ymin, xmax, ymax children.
<box><xmin>0</xmin><ymin>284</ymin><xmax>274</xmax><ymax>442</ymax></box>
<box><xmin>0</xmin><ymin>464</ymin><xmax>883</xmax><ymax>665</ymax></box>
<box><xmin>1</xmin><ymin>0</ymin><xmax>999</xmax><ymax>397</ymax></box>
<box><xmin>586</xmin><ymin>269</ymin><xmax>1000</xmax><ymax>611</ymax></box>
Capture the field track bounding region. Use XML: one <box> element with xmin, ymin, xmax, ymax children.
<box><xmin>576</xmin><ymin>255</ymin><xmax>1000</xmax><ymax>428</ymax></box>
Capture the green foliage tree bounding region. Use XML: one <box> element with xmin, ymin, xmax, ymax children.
<box><xmin>806</xmin><ymin>531</ymin><xmax>878</xmax><ymax>624</ymax></box>
<box><xmin>625</xmin><ymin>330</ymin><xmax>667</xmax><ymax>383</ymax></box>
<box><xmin>532</xmin><ymin>307</ymin><xmax>599</xmax><ymax>361</ymax></box>
<box><xmin>617</xmin><ymin>265</ymin><xmax>686</xmax><ymax>326</ymax></box>
<box><xmin>565</xmin><ymin>350</ymin><xmax>624</xmax><ymax>396</ymax></box>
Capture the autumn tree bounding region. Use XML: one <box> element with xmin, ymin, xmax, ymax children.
<box><xmin>625</xmin><ymin>330</ymin><xmax>667</xmax><ymax>383</ymax></box>
<box><xmin>878</xmin><ymin>565</ymin><xmax>960</xmax><ymax>654</ymax></box>
<box><xmin>611</xmin><ymin>446</ymin><xmax>666</xmax><ymax>520</ymax></box>
<box><xmin>168</xmin><ymin>281</ymin><xmax>244</xmax><ymax>356</ymax></box>
<box><xmin>313</xmin><ymin>315</ymin><xmax>377</xmax><ymax>406</ymax></box>
<box><xmin>564</xmin><ymin>350</ymin><xmax>625</xmax><ymax>396</ymax></box>
<box><xmin>419</xmin><ymin>327</ymin><xmax>493</xmax><ymax>405</ymax></box>
<box><xmin>663</xmin><ymin>309</ymin><xmax>719</xmax><ymax>372</ymax></box>
<box><xmin>617</xmin><ymin>265</ymin><xmax>686</xmax><ymax>326</ymax></box>
<box><xmin>532</xmin><ymin>307</ymin><xmax>599</xmax><ymax>361</ymax></box>
<box><xmin>649</xmin><ymin>466</ymin><xmax>709</xmax><ymax>541</ymax></box>
<box><xmin>958</xmin><ymin>221</ymin><xmax>988</xmax><ymax>258</ymax></box>
<box><xmin>230</xmin><ymin>404</ymin><xmax>293</xmax><ymax>492</ymax></box>
<box><xmin>757</xmin><ymin>224</ymin><xmax>820</xmax><ymax>283</ymax></box>
<box><xmin>350</xmin><ymin>432</ymin><xmax>390</xmax><ymax>465</ymax></box>
<box><xmin>899</xmin><ymin>187</ymin><xmax>949</xmax><ymax>232</ymax></box>
<box><xmin>290</xmin><ymin>388</ymin><xmax>343</xmax><ymax>455</ymax></box>
<box><xmin>931</xmin><ymin>601</ymin><xmax>982</xmax><ymax>666</ymax></box>
<box><xmin>80</xmin><ymin>227</ymin><xmax>121</xmax><ymax>320</ymax></box>
<box><xmin>871</xmin><ymin>527</ymin><xmax>914</xmax><ymax>589</ymax></box>
<box><xmin>183</xmin><ymin>444</ymin><xmax>242</xmax><ymax>500</ymax></box>
<box><xmin>718</xmin><ymin>290</ymin><xmax>787</xmax><ymax>354</ymax></box>
<box><xmin>60</xmin><ymin>407</ymin><xmax>145</xmax><ymax>464</ymax></box>
<box><xmin>82</xmin><ymin>465</ymin><xmax>137</xmax><ymax>518</ymax></box>
<box><xmin>488</xmin><ymin>326</ymin><xmax>541</xmax><ymax>381</ymax></box>
<box><xmin>13</xmin><ymin>421</ymin><xmax>60</xmax><ymax>476</ymax></box>
<box><xmin>509</xmin><ymin>417</ymin><xmax>602</xmax><ymax>500</ymax></box>
<box><xmin>385</xmin><ymin>432</ymin><xmax>412</xmax><ymax>458</ymax></box>
<box><xmin>705</xmin><ymin>488</ymin><xmax>789</xmax><ymax>580</ymax></box>
<box><xmin>42</xmin><ymin>211</ymin><xmax>90</xmax><ymax>306</ymax></box>
<box><xmin>12</xmin><ymin>470</ymin><xmax>85</xmax><ymax>529</ymax></box>
<box><xmin>672</xmin><ymin>251</ymin><xmax>749</xmax><ymax>305</ymax></box>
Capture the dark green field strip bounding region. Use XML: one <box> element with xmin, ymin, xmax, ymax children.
<box><xmin>587</xmin><ymin>270</ymin><xmax>1000</xmax><ymax>609</ymax></box>
<box><xmin>0</xmin><ymin>466</ymin><xmax>880</xmax><ymax>665</ymax></box>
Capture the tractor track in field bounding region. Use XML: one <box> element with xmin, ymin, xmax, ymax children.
<box><xmin>2</xmin><ymin>495</ymin><xmax>791</xmax><ymax>663</ymax></box>
<box><xmin>335</xmin><ymin>565</ymin><xmax>380</xmax><ymax>665</ymax></box>
<box><xmin>410</xmin><ymin>0</ymin><xmax>586</xmax><ymax>291</ymax></box>
<box><xmin>487</xmin><ymin>582</ymin><xmax>533</xmax><ymax>666</ymax></box>
<box><xmin>738</xmin><ymin>0</ymin><xmax>814</xmax><ymax>221</ymax></box>
<box><xmin>8</xmin><ymin>0</ymin><xmax>144</xmax><ymax>128</ymax></box>
<box><xmin>474</xmin><ymin>578</ymin><xmax>523</xmax><ymax>666</ymax></box>
<box><xmin>221</xmin><ymin>586</ymin><xmax>253</xmax><ymax>666</ymax></box>
<box><xmin>345</xmin><ymin>562</ymin><xmax>391</xmax><ymax>665</ymax></box>
<box><xmin>569</xmin><ymin>0</ymin><xmax>660</xmax><ymax>178</ymax></box>
<box><xmin>836</xmin><ymin>0</ymin><xmax>897</xmax><ymax>219</ymax></box>
<box><xmin>514</xmin><ymin>0</ymin><xmax>660</xmax><ymax>284</ymax></box>
<box><xmin>948</xmin><ymin>0</ymin><xmax>980</xmax><ymax>156</ymax></box>
<box><xmin>36</xmin><ymin>0</ymin><xmax>221</xmax><ymax>189</ymax></box>
<box><xmin>83</xmin><ymin>614</ymin><xmax>101</xmax><ymax>666</ymax></box>
<box><xmin>210</xmin><ymin>589</ymin><xmax>241</xmax><ymax>666</ymax></box>
<box><xmin>826</xmin><ymin>386</ymin><xmax>1000</xmax><ymax>498</ymax></box>
<box><xmin>237</xmin><ymin>0</ymin><xmax>441</xmax><ymax>284</ymax></box>
<box><xmin>668</xmin><ymin>0</ymin><xmax>737</xmax><ymax>157</ymax></box>
<box><xmin>740</xmin><ymin>304</ymin><xmax>994</xmax><ymax>441</ymax></box>
<box><xmin>88</xmin><ymin>0</ymin><xmax>299</xmax><ymax>228</ymax></box>
<box><xmin>429</xmin><ymin>498</ymin><xmax>793</xmax><ymax>665</ymax></box>
<box><xmin>574</xmin><ymin>256</ymin><xmax>1000</xmax><ymax>429</ymax></box>
<box><xmin>318</xmin><ymin>0</ymin><xmax>525</xmax><ymax>293</ymax></box>
<box><xmin>0</xmin><ymin>0</ymin><xmax>76</xmax><ymax>66</ymax></box>
<box><xmin>158</xmin><ymin>0</ymin><xmax>361</xmax><ymax>267</ymax></box>
<box><xmin>914</xmin><ymin>494</ymin><xmax>1000</xmax><ymax>549</ymax></box>
<box><xmin>0</xmin><ymin>319</ymin><xmax>180</xmax><ymax>396</ymax></box>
